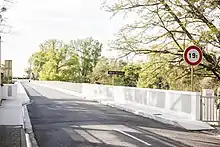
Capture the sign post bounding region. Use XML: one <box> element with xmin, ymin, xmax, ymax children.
<box><xmin>108</xmin><ymin>71</ymin><xmax>125</xmax><ymax>85</ymax></box>
<box><xmin>4</xmin><ymin>60</ymin><xmax>12</xmax><ymax>84</ymax></box>
<box><xmin>183</xmin><ymin>45</ymin><xmax>203</xmax><ymax>91</ymax></box>
<box><xmin>191</xmin><ymin>66</ymin><xmax>194</xmax><ymax>91</ymax></box>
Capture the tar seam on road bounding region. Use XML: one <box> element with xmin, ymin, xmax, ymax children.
<box><xmin>114</xmin><ymin>129</ymin><xmax>152</xmax><ymax>146</ymax></box>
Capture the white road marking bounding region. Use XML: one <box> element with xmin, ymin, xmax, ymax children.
<box><xmin>114</xmin><ymin>129</ymin><xmax>152</xmax><ymax>146</ymax></box>
<box><xmin>25</xmin><ymin>133</ymin><xmax>32</xmax><ymax>147</ymax></box>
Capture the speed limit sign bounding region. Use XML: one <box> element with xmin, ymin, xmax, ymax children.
<box><xmin>184</xmin><ymin>45</ymin><xmax>203</xmax><ymax>66</ymax></box>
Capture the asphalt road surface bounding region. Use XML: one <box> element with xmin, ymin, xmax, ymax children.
<box><xmin>23</xmin><ymin>83</ymin><xmax>220</xmax><ymax>147</ymax></box>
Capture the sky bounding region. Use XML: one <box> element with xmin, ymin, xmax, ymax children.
<box><xmin>1</xmin><ymin>0</ymin><xmax>135</xmax><ymax>77</ymax></box>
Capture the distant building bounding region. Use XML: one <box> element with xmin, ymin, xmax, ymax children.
<box><xmin>3</xmin><ymin>60</ymin><xmax>13</xmax><ymax>84</ymax></box>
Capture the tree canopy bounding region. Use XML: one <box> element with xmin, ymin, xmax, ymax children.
<box><xmin>103</xmin><ymin>0</ymin><xmax>220</xmax><ymax>81</ymax></box>
<box><xmin>29</xmin><ymin>38</ymin><xmax>102</xmax><ymax>82</ymax></box>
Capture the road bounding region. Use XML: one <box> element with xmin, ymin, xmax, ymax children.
<box><xmin>23</xmin><ymin>83</ymin><xmax>220</xmax><ymax>147</ymax></box>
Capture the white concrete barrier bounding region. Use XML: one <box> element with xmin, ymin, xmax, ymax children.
<box><xmin>15</xmin><ymin>82</ymin><xmax>30</xmax><ymax>105</ymax></box>
<box><xmin>1</xmin><ymin>84</ymin><xmax>17</xmax><ymax>99</ymax></box>
<box><xmin>82</xmin><ymin>83</ymin><xmax>114</xmax><ymax>101</ymax></box>
<box><xmin>32</xmin><ymin>81</ymin><xmax>83</xmax><ymax>93</ymax></box>
<box><xmin>84</xmin><ymin>85</ymin><xmax>200</xmax><ymax>120</ymax></box>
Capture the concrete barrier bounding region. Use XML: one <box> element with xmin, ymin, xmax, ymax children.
<box><xmin>82</xmin><ymin>83</ymin><xmax>115</xmax><ymax>101</ymax></box>
<box><xmin>86</xmin><ymin>84</ymin><xmax>200</xmax><ymax>120</ymax></box>
<box><xmin>15</xmin><ymin>82</ymin><xmax>30</xmax><ymax>105</ymax></box>
<box><xmin>0</xmin><ymin>84</ymin><xmax>17</xmax><ymax>102</ymax></box>
<box><xmin>2</xmin><ymin>84</ymin><xmax>18</xmax><ymax>99</ymax></box>
<box><xmin>35</xmin><ymin>81</ymin><xmax>83</xmax><ymax>93</ymax></box>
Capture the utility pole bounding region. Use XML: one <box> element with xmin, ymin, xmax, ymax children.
<box><xmin>0</xmin><ymin>36</ymin><xmax>1</xmax><ymax>86</ymax></box>
<box><xmin>29</xmin><ymin>62</ymin><xmax>32</xmax><ymax>81</ymax></box>
<box><xmin>0</xmin><ymin>36</ymin><xmax>2</xmax><ymax>103</ymax></box>
<box><xmin>0</xmin><ymin>7</ymin><xmax>7</xmax><ymax>103</ymax></box>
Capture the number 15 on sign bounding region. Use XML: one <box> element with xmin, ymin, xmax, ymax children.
<box><xmin>183</xmin><ymin>46</ymin><xmax>203</xmax><ymax>91</ymax></box>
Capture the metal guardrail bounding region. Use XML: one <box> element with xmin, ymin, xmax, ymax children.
<box><xmin>200</xmin><ymin>96</ymin><xmax>220</xmax><ymax>123</ymax></box>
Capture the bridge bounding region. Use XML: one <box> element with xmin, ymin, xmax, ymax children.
<box><xmin>0</xmin><ymin>80</ymin><xmax>220</xmax><ymax>147</ymax></box>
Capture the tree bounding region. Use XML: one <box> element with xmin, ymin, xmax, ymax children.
<box><xmin>29</xmin><ymin>40</ymin><xmax>80</xmax><ymax>81</ymax></box>
<box><xmin>136</xmin><ymin>53</ymin><xmax>208</xmax><ymax>91</ymax></box>
<box><xmin>137</xmin><ymin>54</ymin><xmax>171</xmax><ymax>89</ymax></box>
<box><xmin>122</xmin><ymin>64</ymin><xmax>141</xmax><ymax>87</ymax></box>
<box><xmin>24</xmin><ymin>68</ymin><xmax>31</xmax><ymax>78</ymax></box>
<box><xmin>88</xmin><ymin>57</ymin><xmax>112</xmax><ymax>84</ymax></box>
<box><xmin>72</xmin><ymin>37</ymin><xmax>102</xmax><ymax>82</ymax></box>
<box><xmin>88</xmin><ymin>57</ymin><xmax>126</xmax><ymax>85</ymax></box>
<box><xmin>104</xmin><ymin>0</ymin><xmax>220</xmax><ymax>81</ymax></box>
<box><xmin>29</xmin><ymin>50</ymin><xmax>47</xmax><ymax>79</ymax></box>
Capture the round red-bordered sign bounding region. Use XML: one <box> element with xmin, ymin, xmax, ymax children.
<box><xmin>184</xmin><ymin>45</ymin><xmax>203</xmax><ymax>66</ymax></box>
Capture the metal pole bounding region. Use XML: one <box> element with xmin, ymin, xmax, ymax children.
<box><xmin>29</xmin><ymin>62</ymin><xmax>32</xmax><ymax>81</ymax></box>
<box><xmin>191</xmin><ymin>66</ymin><xmax>194</xmax><ymax>91</ymax></box>
<box><xmin>0</xmin><ymin>36</ymin><xmax>2</xmax><ymax>103</ymax></box>
<box><xmin>112</xmin><ymin>75</ymin><xmax>114</xmax><ymax>86</ymax></box>
<box><xmin>200</xmin><ymin>95</ymin><xmax>203</xmax><ymax>121</ymax></box>
<box><xmin>218</xmin><ymin>106</ymin><xmax>220</xmax><ymax>126</ymax></box>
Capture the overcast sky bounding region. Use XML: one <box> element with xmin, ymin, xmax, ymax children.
<box><xmin>1</xmin><ymin>0</ymin><xmax>132</xmax><ymax>77</ymax></box>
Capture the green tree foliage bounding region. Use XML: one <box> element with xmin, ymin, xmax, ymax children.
<box><xmin>70</xmin><ymin>38</ymin><xmax>102</xmax><ymax>82</ymax></box>
<box><xmin>37</xmin><ymin>40</ymin><xmax>80</xmax><ymax>81</ymax></box>
<box><xmin>88</xmin><ymin>57</ymin><xmax>111</xmax><ymax>84</ymax></box>
<box><xmin>29</xmin><ymin>38</ymin><xmax>102</xmax><ymax>82</ymax></box>
<box><xmin>138</xmin><ymin>54</ymin><xmax>171</xmax><ymax>89</ymax></box>
<box><xmin>29</xmin><ymin>50</ymin><xmax>47</xmax><ymax>79</ymax></box>
<box><xmin>88</xmin><ymin>57</ymin><xmax>126</xmax><ymax>85</ymax></box>
<box><xmin>122</xmin><ymin>64</ymin><xmax>141</xmax><ymax>87</ymax></box>
<box><xmin>104</xmin><ymin>0</ymin><xmax>220</xmax><ymax>82</ymax></box>
<box><xmin>89</xmin><ymin>58</ymin><xmax>142</xmax><ymax>87</ymax></box>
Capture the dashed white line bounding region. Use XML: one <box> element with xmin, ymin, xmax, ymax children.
<box><xmin>114</xmin><ymin>129</ymin><xmax>152</xmax><ymax>146</ymax></box>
